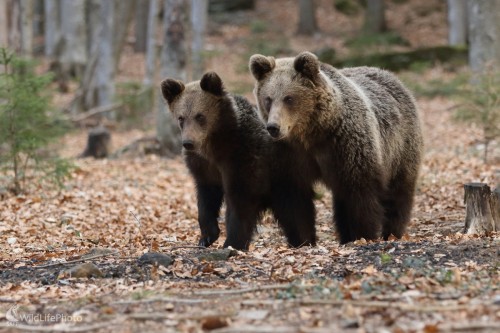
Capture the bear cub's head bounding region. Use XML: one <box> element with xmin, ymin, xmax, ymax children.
<box><xmin>249</xmin><ymin>51</ymin><xmax>325</xmax><ymax>140</ymax></box>
<box><xmin>160</xmin><ymin>72</ymin><xmax>227</xmax><ymax>155</ymax></box>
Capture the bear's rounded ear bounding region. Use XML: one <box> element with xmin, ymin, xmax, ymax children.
<box><xmin>294</xmin><ymin>51</ymin><xmax>320</xmax><ymax>81</ymax></box>
<box><xmin>200</xmin><ymin>71</ymin><xmax>225</xmax><ymax>96</ymax></box>
<box><xmin>249</xmin><ymin>54</ymin><xmax>276</xmax><ymax>81</ymax></box>
<box><xmin>160</xmin><ymin>78</ymin><xmax>185</xmax><ymax>104</ymax></box>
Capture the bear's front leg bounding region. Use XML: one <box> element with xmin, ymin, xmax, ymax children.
<box><xmin>196</xmin><ymin>184</ymin><xmax>223</xmax><ymax>247</ymax></box>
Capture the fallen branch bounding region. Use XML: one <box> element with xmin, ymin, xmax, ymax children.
<box><xmin>0</xmin><ymin>319</ymin><xmax>123</xmax><ymax>332</ymax></box>
<box><xmin>192</xmin><ymin>283</ymin><xmax>301</xmax><ymax>296</ymax></box>
<box><xmin>109</xmin><ymin>136</ymin><xmax>159</xmax><ymax>158</ymax></box>
<box><xmin>112</xmin><ymin>297</ymin><xmax>207</xmax><ymax>305</ymax></box>
<box><xmin>34</xmin><ymin>251</ymin><xmax>119</xmax><ymax>268</ymax></box>
<box><xmin>211</xmin><ymin>326</ymin><xmax>297</xmax><ymax>333</ymax></box>
<box><xmin>439</xmin><ymin>322</ymin><xmax>500</xmax><ymax>332</ymax></box>
<box><xmin>169</xmin><ymin>245</ymin><xmax>208</xmax><ymax>251</ymax></box>
<box><xmin>71</xmin><ymin>103</ymin><xmax>122</xmax><ymax>123</ymax></box>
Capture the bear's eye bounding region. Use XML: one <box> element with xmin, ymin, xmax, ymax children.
<box><xmin>264</xmin><ymin>97</ymin><xmax>272</xmax><ymax>111</ymax></box>
<box><xmin>283</xmin><ymin>96</ymin><xmax>293</xmax><ymax>105</ymax></box>
<box><xmin>194</xmin><ymin>113</ymin><xmax>206</xmax><ymax>125</ymax></box>
<box><xmin>178</xmin><ymin>116</ymin><xmax>184</xmax><ymax>128</ymax></box>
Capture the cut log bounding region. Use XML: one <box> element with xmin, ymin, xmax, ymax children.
<box><xmin>464</xmin><ymin>183</ymin><xmax>499</xmax><ymax>234</ymax></box>
<box><xmin>80</xmin><ymin>127</ymin><xmax>111</xmax><ymax>159</ymax></box>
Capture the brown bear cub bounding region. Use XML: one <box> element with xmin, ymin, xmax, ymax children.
<box><xmin>249</xmin><ymin>52</ymin><xmax>423</xmax><ymax>244</ymax></box>
<box><xmin>160</xmin><ymin>72</ymin><xmax>318</xmax><ymax>250</ymax></box>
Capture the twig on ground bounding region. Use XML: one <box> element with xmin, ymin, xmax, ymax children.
<box><xmin>169</xmin><ymin>245</ymin><xmax>208</xmax><ymax>251</ymax></box>
<box><xmin>192</xmin><ymin>283</ymin><xmax>298</xmax><ymax>296</ymax></box>
<box><xmin>34</xmin><ymin>251</ymin><xmax>119</xmax><ymax>268</ymax></box>
<box><xmin>112</xmin><ymin>297</ymin><xmax>207</xmax><ymax>305</ymax></box>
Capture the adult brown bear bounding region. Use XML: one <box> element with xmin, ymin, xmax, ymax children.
<box><xmin>250</xmin><ymin>52</ymin><xmax>423</xmax><ymax>244</ymax></box>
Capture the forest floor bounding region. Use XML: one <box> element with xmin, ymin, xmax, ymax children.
<box><xmin>1</xmin><ymin>0</ymin><xmax>499</xmax><ymax>332</ymax></box>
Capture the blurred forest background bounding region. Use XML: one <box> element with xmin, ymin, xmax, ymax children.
<box><xmin>0</xmin><ymin>0</ymin><xmax>499</xmax><ymax>193</ymax></box>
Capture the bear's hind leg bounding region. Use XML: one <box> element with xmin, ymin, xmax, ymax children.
<box><xmin>271</xmin><ymin>184</ymin><xmax>317</xmax><ymax>247</ymax></box>
<box><xmin>223</xmin><ymin>199</ymin><xmax>261</xmax><ymax>250</ymax></box>
<box><xmin>382</xmin><ymin>170</ymin><xmax>418</xmax><ymax>239</ymax></box>
<box><xmin>197</xmin><ymin>184</ymin><xmax>224</xmax><ymax>247</ymax></box>
<box><xmin>333</xmin><ymin>190</ymin><xmax>384</xmax><ymax>244</ymax></box>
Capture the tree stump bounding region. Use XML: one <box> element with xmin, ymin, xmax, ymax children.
<box><xmin>80</xmin><ymin>126</ymin><xmax>111</xmax><ymax>158</ymax></box>
<box><xmin>464</xmin><ymin>183</ymin><xmax>500</xmax><ymax>234</ymax></box>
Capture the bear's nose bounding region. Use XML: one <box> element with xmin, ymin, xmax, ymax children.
<box><xmin>267</xmin><ymin>123</ymin><xmax>281</xmax><ymax>138</ymax></box>
<box><xmin>182</xmin><ymin>140</ymin><xmax>195</xmax><ymax>150</ymax></box>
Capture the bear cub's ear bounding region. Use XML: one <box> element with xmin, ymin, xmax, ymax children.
<box><xmin>249</xmin><ymin>54</ymin><xmax>276</xmax><ymax>81</ymax></box>
<box><xmin>200</xmin><ymin>72</ymin><xmax>225</xmax><ymax>96</ymax></box>
<box><xmin>160</xmin><ymin>78</ymin><xmax>185</xmax><ymax>104</ymax></box>
<box><xmin>294</xmin><ymin>52</ymin><xmax>320</xmax><ymax>81</ymax></box>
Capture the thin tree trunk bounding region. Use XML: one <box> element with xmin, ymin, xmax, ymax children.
<box><xmin>191</xmin><ymin>0</ymin><xmax>207</xmax><ymax>79</ymax></box>
<box><xmin>96</xmin><ymin>0</ymin><xmax>115</xmax><ymax>110</ymax></box>
<box><xmin>144</xmin><ymin>0</ymin><xmax>159</xmax><ymax>86</ymax></box>
<box><xmin>363</xmin><ymin>0</ymin><xmax>386</xmax><ymax>34</ymax></box>
<box><xmin>0</xmin><ymin>0</ymin><xmax>8</xmax><ymax>47</ymax></box>
<box><xmin>82</xmin><ymin>0</ymin><xmax>102</xmax><ymax>111</ymax></box>
<box><xmin>8</xmin><ymin>0</ymin><xmax>21</xmax><ymax>52</ymax></box>
<box><xmin>134</xmin><ymin>0</ymin><xmax>150</xmax><ymax>53</ymax></box>
<box><xmin>59</xmin><ymin>0</ymin><xmax>87</xmax><ymax>76</ymax></box>
<box><xmin>447</xmin><ymin>0</ymin><xmax>468</xmax><ymax>46</ymax></box>
<box><xmin>468</xmin><ymin>0</ymin><xmax>500</xmax><ymax>73</ymax></box>
<box><xmin>44</xmin><ymin>0</ymin><xmax>58</xmax><ymax>57</ymax></box>
<box><xmin>19</xmin><ymin>0</ymin><xmax>33</xmax><ymax>57</ymax></box>
<box><xmin>157</xmin><ymin>0</ymin><xmax>188</xmax><ymax>156</ymax></box>
<box><xmin>297</xmin><ymin>0</ymin><xmax>317</xmax><ymax>36</ymax></box>
<box><xmin>113</xmin><ymin>0</ymin><xmax>137</xmax><ymax>72</ymax></box>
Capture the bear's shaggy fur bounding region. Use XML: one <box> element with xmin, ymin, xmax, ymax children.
<box><xmin>249</xmin><ymin>52</ymin><xmax>423</xmax><ymax>244</ymax></box>
<box><xmin>160</xmin><ymin>72</ymin><xmax>319</xmax><ymax>250</ymax></box>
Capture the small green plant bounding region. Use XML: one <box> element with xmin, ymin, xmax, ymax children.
<box><xmin>454</xmin><ymin>67</ymin><xmax>500</xmax><ymax>163</ymax></box>
<box><xmin>0</xmin><ymin>48</ymin><xmax>72</xmax><ymax>193</ymax></box>
<box><xmin>380</xmin><ymin>253</ymin><xmax>392</xmax><ymax>265</ymax></box>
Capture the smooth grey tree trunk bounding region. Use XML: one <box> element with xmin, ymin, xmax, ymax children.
<box><xmin>44</xmin><ymin>0</ymin><xmax>58</xmax><ymax>57</ymax></box>
<box><xmin>144</xmin><ymin>0</ymin><xmax>159</xmax><ymax>86</ymax></box>
<box><xmin>297</xmin><ymin>0</ymin><xmax>317</xmax><ymax>35</ymax></box>
<box><xmin>96</xmin><ymin>0</ymin><xmax>115</xmax><ymax>110</ymax></box>
<box><xmin>134</xmin><ymin>0</ymin><xmax>150</xmax><ymax>53</ymax></box>
<box><xmin>468</xmin><ymin>0</ymin><xmax>500</xmax><ymax>73</ymax></box>
<box><xmin>157</xmin><ymin>0</ymin><xmax>188</xmax><ymax>156</ymax></box>
<box><xmin>59</xmin><ymin>0</ymin><xmax>87</xmax><ymax>75</ymax></box>
<box><xmin>364</xmin><ymin>0</ymin><xmax>386</xmax><ymax>34</ymax></box>
<box><xmin>8</xmin><ymin>0</ymin><xmax>20</xmax><ymax>52</ymax></box>
<box><xmin>19</xmin><ymin>0</ymin><xmax>33</xmax><ymax>57</ymax></box>
<box><xmin>191</xmin><ymin>0</ymin><xmax>208</xmax><ymax>79</ymax></box>
<box><xmin>0</xmin><ymin>0</ymin><xmax>7</xmax><ymax>47</ymax></box>
<box><xmin>447</xmin><ymin>0</ymin><xmax>468</xmax><ymax>46</ymax></box>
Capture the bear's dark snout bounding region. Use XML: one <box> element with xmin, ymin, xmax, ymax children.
<box><xmin>267</xmin><ymin>123</ymin><xmax>281</xmax><ymax>138</ymax></box>
<box><xmin>182</xmin><ymin>140</ymin><xmax>195</xmax><ymax>150</ymax></box>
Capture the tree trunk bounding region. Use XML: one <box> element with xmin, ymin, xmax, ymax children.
<box><xmin>191</xmin><ymin>0</ymin><xmax>208</xmax><ymax>79</ymax></box>
<box><xmin>363</xmin><ymin>0</ymin><xmax>386</xmax><ymax>34</ymax></box>
<box><xmin>80</xmin><ymin>126</ymin><xmax>111</xmax><ymax>159</ymax></box>
<box><xmin>297</xmin><ymin>0</ymin><xmax>317</xmax><ymax>36</ymax></box>
<box><xmin>447</xmin><ymin>0</ymin><xmax>468</xmax><ymax>46</ymax></box>
<box><xmin>113</xmin><ymin>0</ymin><xmax>137</xmax><ymax>72</ymax></box>
<box><xmin>157</xmin><ymin>0</ymin><xmax>188</xmax><ymax>156</ymax></box>
<box><xmin>144</xmin><ymin>0</ymin><xmax>159</xmax><ymax>86</ymax></box>
<box><xmin>464</xmin><ymin>183</ymin><xmax>499</xmax><ymax>234</ymax></box>
<box><xmin>59</xmin><ymin>0</ymin><xmax>87</xmax><ymax>79</ymax></box>
<box><xmin>96</xmin><ymin>0</ymin><xmax>115</xmax><ymax>111</ymax></box>
<box><xmin>8</xmin><ymin>0</ymin><xmax>21</xmax><ymax>52</ymax></box>
<box><xmin>134</xmin><ymin>0</ymin><xmax>150</xmax><ymax>53</ymax></box>
<box><xmin>0</xmin><ymin>0</ymin><xmax>7</xmax><ymax>48</ymax></box>
<box><xmin>44</xmin><ymin>0</ymin><xmax>58</xmax><ymax>57</ymax></box>
<box><xmin>19</xmin><ymin>0</ymin><xmax>33</xmax><ymax>57</ymax></box>
<box><xmin>468</xmin><ymin>0</ymin><xmax>500</xmax><ymax>73</ymax></box>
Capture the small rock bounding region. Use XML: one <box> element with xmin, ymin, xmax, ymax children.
<box><xmin>7</xmin><ymin>237</ymin><xmax>17</xmax><ymax>245</ymax></box>
<box><xmin>194</xmin><ymin>249</ymin><xmax>236</xmax><ymax>262</ymax></box>
<box><xmin>138</xmin><ymin>252</ymin><xmax>174</xmax><ymax>267</ymax></box>
<box><xmin>403</xmin><ymin>256</ymin><xmax>425</xmax><ymax>268</ymax></box>
<box><xmin>64</xmin><ymin>262</ymin><xmax>103</xmax><ymax>278</ymax></box>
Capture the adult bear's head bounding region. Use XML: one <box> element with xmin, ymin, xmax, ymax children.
<box><xmin>249</xmin><ymin>51</ymin><xmax>328</xmax><ymax>142</ymax></box>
